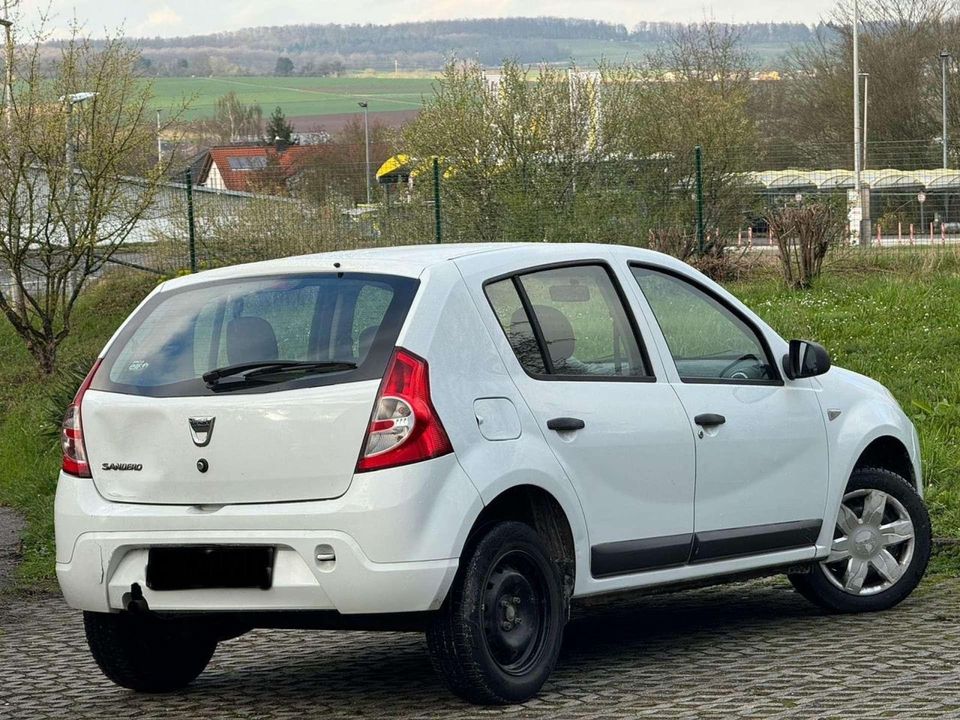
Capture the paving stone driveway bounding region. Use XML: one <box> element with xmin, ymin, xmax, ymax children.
<box><xmin>1</xmin><ymin>578</ymin><xmax>959</xmax><ymax>720</ymax></box>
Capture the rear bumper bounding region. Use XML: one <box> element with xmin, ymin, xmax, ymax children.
<box><xmin>55</xmin><ymin>454</ymin><xmax>482</xmax><ymax>614</ymax></box>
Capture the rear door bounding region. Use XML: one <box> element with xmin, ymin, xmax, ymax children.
<box><xmin>483</xmin><ymin>262</ymin><xmax>696</xmax><ymax>579</ymax></box>
<box><xmin>85</xmin><ymin>273</ymin><xmax>418</xmax><ymax>505</ymax></box>
<box><xmin>628</xmin><ymin>264</ymin><xmax>829</xmax><ymax>561</ymax></box>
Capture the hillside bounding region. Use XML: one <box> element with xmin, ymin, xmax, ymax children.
<box><xmin>124</xmin><ymin>17</ymin><xmax>824</xmax><ymax>75</ymax></box>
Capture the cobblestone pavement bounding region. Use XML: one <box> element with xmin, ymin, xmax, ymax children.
<box><xmin>1</xmin><ymin>578</ymin><xmax>958</xmax><ymax>720</ymax></box>
<box><xmin>0</xmin><ymin>509</ymin><xmax>24</xmax><ymax>594</ymax></box>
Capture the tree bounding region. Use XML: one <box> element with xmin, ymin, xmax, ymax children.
<box><xmin>616</xmin><ymin>21</ymin><xmax>761</xmax><ymax>239</ymax></box>
<box><xmin>207</xmin><ymin>91</ymin><xmax>262</xmax><ymax>143</ymax></box>
<box><xmin>298</xmin><ymin>117</ymin><xmax>393</xmax><ymax>205</ymax></box>
<box><xmin>784</xmin><ymin>0</ymin><xmax>958</xmax><ymax>167</ymax></box>
<box><xmin>274</xmin><ymin>56</ymin><xmax>294</xmax><ymax>76</ymax></box>
<box><xmin>399</xmin><ymin>24</ymin><xmax>759</xmax><ymax>246</ymax></box>
<box><xmin>0</xmin><ymin>21</ymin><xmax>185</xmax><ymax>373</ymax></box>
<box><xmin>266</xmin><ymin>106</ymin><xmax>294</xmax><ymax>142</ymax></box>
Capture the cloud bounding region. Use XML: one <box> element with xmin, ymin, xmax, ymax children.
<box><xmin>133</xmin><ymin>3</ymin><xmax>184</xmax><ymax>35</ymax></box>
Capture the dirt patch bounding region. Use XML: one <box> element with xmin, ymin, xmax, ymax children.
<box><xmin>0</xmin><ymin>507</ymin><xmax>25</xmax><ymax>593</ymax></box>
<box><xmin>289</xmin><ymin>109</ymin><xmax>420</xmax><ymax>133</ymax></box>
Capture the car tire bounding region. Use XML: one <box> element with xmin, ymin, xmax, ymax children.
<box><xmin>426</xmin><ymin>521</ymin><xmax>566</xmax><ymax>705</ymax></box>
<box><xmin>83</xmin><ymin>611</ymin><xmax>218</xmax><ymax>692</ymax></box>
<box><xmin>789</xmin><ymin>467</ymin><xmax>931</xmax><ymax>613</ymax></box>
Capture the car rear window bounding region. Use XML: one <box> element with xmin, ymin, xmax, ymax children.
<box><xmin>93</xmin><ymin>273</ymin><xmax>418</xmax><ymax>397</ymax></box>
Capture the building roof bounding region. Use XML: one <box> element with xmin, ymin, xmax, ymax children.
<box><xmin>199</xmin><ymin>144</ymin><xmax>324</xmax><ymax>192</ymax></box>
<box><xmin>746</xmin><ymin>168</ymin><xmax>960</xmax><ymax>191</ymax></box>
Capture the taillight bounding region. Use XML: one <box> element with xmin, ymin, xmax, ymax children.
<box><xmin>356</xmin><ymin>348</ymin><xmax>452</xmax><ymax>472</ymax></box>
<box><xmin>61</xmin><ymin>358</ymin><xmax>102</xmax><ymax>478</ymax></box>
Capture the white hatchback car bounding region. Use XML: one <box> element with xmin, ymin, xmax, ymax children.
<box><xmin>56</xmin><ymin>243</ymin><xmax>930</xmax><ymax>704</ymax></box>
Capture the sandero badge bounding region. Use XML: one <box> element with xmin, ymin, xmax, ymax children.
<box><xmin>100</xmin><ymin>463</ymin><xmax>142</xmax><ymax>471</ymax></box>
<box><xmin>188</xmin><ymin>417</ymin><xmax>215</xmax><ymax>447</ymax></box>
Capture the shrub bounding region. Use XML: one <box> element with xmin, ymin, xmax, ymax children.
<box><xmin>765</xmin><ymin>203</ymin><xmax>844</xmax><ymax>289</ymax></box>
<box><xmin>645</xmin><ymin>228</ymin><xmax>755</xmax><ymax>282</ymax></box>
<box><xmin>39</xmin><ymin>358</ymin><xmax>96</xmax><ymax>448</ymax></box>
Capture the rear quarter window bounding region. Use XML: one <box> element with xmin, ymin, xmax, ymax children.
<box><xmin>95</xmin><ymin>273</ymin><xmax>419</xmax><ymax>397</ymax></box>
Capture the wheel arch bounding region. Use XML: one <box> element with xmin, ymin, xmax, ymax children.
<box><xmin>463</xmin><ymin>484</ymin><xmax>577</xmax><ymax>605</ymax></box>
<box><xmin>853</xmin><ymin>435</ymin><xmax>917</xmax><ymax>491</ymax></box>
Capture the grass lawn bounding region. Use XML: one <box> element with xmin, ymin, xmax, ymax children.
<box><xmin>0</xmin><ymin>272</ymin><xmax>161</xmax><ymax>590</ymax></box>
<box><xmin>150</xmin><ymin>76</ymin><xmax>435</xmax><ymax>121</ymax></box>
<box><xmin>1</xmin><ymin>255</ymin><xmax>958</xmax><ymax>590</ymax></box>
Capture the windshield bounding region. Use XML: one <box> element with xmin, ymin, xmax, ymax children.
<box><xmin>93</xmin><ymin>273</ymin><xmax>419</xmax><ymax>397</ymax></box>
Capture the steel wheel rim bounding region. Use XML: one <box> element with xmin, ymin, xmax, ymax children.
<box><xmin>480</xmin><ymin>549</ymin><xmax>550</xmax><ymax>676</ymax></box>
<box><xmin>820</xmin><ymin>488</ymin><xmax>916</xmax><ymax>596</ymax></box>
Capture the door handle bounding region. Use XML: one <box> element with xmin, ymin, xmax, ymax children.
<box><xmin>547</xmin><ymin>417</ymin><xmax>585</xmax><ymax>432</ymax></box>
<box><xmin>694</xmin><ymin>413</ymin><xmax>726</xmax><ymax>427</ymax></box>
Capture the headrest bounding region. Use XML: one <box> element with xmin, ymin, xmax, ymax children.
<box><xmin>510</xmin><ymin>305</ymin><xmax>575</xmax><ymax>364</ymax></box>
<box><xmin>226</xmin><ymin>316</ymin><xmax>279</xmax><ymax>364</ymax></box>
<box><xmin>357</xmin><ymin>326</ymin><xmax>379</xmax><ymax>360</ymax></box>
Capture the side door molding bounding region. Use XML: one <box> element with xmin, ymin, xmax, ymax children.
<box><xmin>590</xmin><ymin>519</ymin><xmax>822</xmax><ymax>578</ymax></box>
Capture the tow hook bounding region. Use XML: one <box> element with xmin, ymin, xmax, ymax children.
<box><xmin>121</xmin><ymin>582</ymin><xmax>151</xmax><ymax>614</ymax></box>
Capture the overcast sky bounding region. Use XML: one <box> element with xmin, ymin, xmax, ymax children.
<box><xmin>13</xmin><ymin>0</ymin><xmax>841</xmax><ymax>38</ymax></box>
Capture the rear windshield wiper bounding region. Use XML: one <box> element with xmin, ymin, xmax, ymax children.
<box><xmin>203</xmin><ymin>360</ymin><xmax>357</xmax><ymax>388</ymax></box>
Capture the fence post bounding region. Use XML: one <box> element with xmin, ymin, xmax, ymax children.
<box><xmin>432</xmin><ymin>156</ymin><xmax>442</xmax><ymax>244</ymax></box>
<box><xmin>694</xmin><ymin>145</ymin><xmax>705</xmax><ymax>255</ymax></box>
<box><xmin>184</xmin><ymin>167</ymin><xmax>197</xmax><ymax>273</ymax></box>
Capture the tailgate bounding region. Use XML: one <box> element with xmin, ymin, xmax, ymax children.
<box><xmin>83</xmin><ymin>381</ymin><xmax>379</xmax><ymax>505</ymax></box>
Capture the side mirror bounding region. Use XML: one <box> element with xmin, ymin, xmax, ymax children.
<box><xmin>782</xmin><ymin>339</ymin><xmax>831</xmax><ymax>380</ymax></box>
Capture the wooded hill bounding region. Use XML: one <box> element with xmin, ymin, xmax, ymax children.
<box><xmin>122</xmin><ymin>18</ymin><xmax>828</xmax><ymax>76</ymax></box>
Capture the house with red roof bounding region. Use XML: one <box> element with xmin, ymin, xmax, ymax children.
<box><xmin>197</xmin><ymin>143</ymin><xmax>326</xmax><ymax>193</ymax></box>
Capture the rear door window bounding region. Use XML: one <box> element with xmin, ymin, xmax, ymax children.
<box><xmin>96</xmin><ymin>273</ymin><xmax>418</xmax><ymax>397</ymax></box>
<box><xmin>485</xmin><ymin>264</ymin><xmax>651</xmax><ymax>379</ymax></box>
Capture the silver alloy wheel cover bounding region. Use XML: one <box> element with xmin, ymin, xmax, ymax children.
<box><xmin>820</xmin><ymin>489</ymin><xmax>916</xmax><ymax>596</ymax></box>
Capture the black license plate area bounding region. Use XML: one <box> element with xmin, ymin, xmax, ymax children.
<box><xmin>146</xmin><ymin>546</ymin><xmax>275</xmax><ymax>591</ymax></box>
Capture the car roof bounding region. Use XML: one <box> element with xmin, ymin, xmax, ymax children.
<box><xmin>159</xmin><ymin>242</ymin><xmax>676</xmax><ymax>292</ymax></box>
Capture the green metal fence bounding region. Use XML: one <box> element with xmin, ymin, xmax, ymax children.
<box><xmin>111</xmin><ymin>142</ymin><xmax>960</xmax><ymax>278</ymax></box>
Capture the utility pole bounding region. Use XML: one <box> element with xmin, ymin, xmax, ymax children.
<box><xmin>0</xmin><ymin>14</ymin><xmax>12</xmax><ymax>129</ymax></box>
<box><xmin>852</xmin><ymin>0</ymin><xmax>868</xmax><ymax>245</ymax></box>
<box><xmin>156</xmin><ymin>108</ymin><xmax>162</xmax><ymax>167</ymax></box>
<box><xmin>860</xmin><ymin>72</ymin><xmax>869</xmax><ymax>169</ymax></box>
<box><xmin>941</xmin><ymin>51</ymin><xmax>951</xmax><ymax>169</ymax></box>
<box><xmin>358</xmin><ymin>101</ymin><xmax>371</xmax><ymax>205</ymax></box>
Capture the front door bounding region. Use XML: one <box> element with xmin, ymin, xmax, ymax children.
<box><xmin>629</xmin><ymin>265</ymin><xmax>829</xmax><ymax>563</ymax></box>
<box><xmin>483</xmin><ymin>263</ymin><xmax>696</xmax><ymax>578</ymax></box>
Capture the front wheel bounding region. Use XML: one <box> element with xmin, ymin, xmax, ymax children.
<box><xmin>790</xmin><ymin>467</ymin><xmax>931</xmax><ymax>613</ymax></box>
<box><xmin>83</xmin><ymin>611</ymin><xmax>218</xmax><ymax>692</ymax></box>
<box><xmin>426</xmin><ymin>521</ymin><xmax>566</xmax><ymax>705</ymax></box>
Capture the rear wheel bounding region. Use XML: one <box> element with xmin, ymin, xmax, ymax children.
<box><xmin>789</xmin><ymin>467</ymin><xmax>931</xmax><ymax>613</ymax></box>
<box><xmin>83</xmin><ymin>611</ymin><xmax>218</xmax><ymax>692</ymax></box>
<box><xmin>426</xmin><ymin>521</ymin><xmax>565</xmax><ymax>705</ymax></box>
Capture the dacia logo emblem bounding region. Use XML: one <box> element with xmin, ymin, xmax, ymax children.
<box><xmin>188</xmin><ymin>417</ymin><xmax>216</xmax><ymax>447</ymax></box>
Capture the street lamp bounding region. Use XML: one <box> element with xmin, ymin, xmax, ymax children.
<box><xmin>940</xmin><ymin>51</ymin><xmax>951</xmax><ymax>169</ymax></box>
<box><xmin>156</xmin><ymin>108</ymin><xmax>162</xmax><ymax>167</ymax></box>
<box><xmin>60</xmin><ymin>91</ymin><xmax>96</xmax><ymax>241</ymax></box>
<box><xmin>852</xmin><ymin>0</ymin><xmax>867</xmax><ymax>245</ymax></box>
<box><xmin>61</xmin><ymin>92</ymin><xmax>97</xmax><ymax>182</ymax></box>
<box><xmin>0</xmin><ymin>17</ymin><xmax>12</xmax><ymax>127</ymax></box>
<box><xmin>358</xmin><ymin>101</ymin><xmax>371</xmax><ymax>205</ymax></box>
<box><xmin>860</xmin><ymin>72</ymin><xmax>870</xmax><ymax>169</ymax></box>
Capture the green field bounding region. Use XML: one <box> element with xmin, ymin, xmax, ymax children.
<box><xmin>150</xmin><ymin>76</ymin><xmax>437</xmax><ymax>122</ymax></box>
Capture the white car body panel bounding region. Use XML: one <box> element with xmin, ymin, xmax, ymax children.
<box><xmin>55</xmin><ymin>242</ymin><xmax>921</xmax><ymax>615</ymax></box>
<box><xmin>83</xmin><ymin>382</ymin><xmax>379</xmax><ymax>505</ymax></box>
